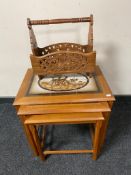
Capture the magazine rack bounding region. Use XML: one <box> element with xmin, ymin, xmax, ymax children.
<box><xmin>27</xmin><ymin>15</ymin><xmax>96</xmax><ymax>77</ymax></box>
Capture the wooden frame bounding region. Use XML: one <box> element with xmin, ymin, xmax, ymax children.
<box><xmin>24</xmin><ymin>112</ymin><xmax>104</xmax><ymax>160</ymax></box>
<box><xmin>13</xmin><ymin>66</ymin><xmax>115</xmax><ymax>106</ymax></box>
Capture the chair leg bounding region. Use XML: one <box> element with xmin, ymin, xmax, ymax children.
<box><xmin>28</xmin><ymin>125</ymin><xmax>45</xmax><ymax>160</ymax></box>
<box><xmin>92</xmin><ymin>121</ymin><xmax>102</xmax><ymax>160</ymax></box>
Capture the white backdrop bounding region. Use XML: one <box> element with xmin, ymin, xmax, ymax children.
<box><xmin>0</xmin><ymin>0</ymin><xmax>131</xmax><ymax>96</ymax></box>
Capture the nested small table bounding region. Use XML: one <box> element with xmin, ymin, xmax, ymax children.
<box><xmin>13</xmin><ymin>65</ymin><xmax>115</xmax><ymax>159</ymax></box>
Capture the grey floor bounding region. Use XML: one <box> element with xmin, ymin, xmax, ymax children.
<box><xmin>0</xmin><ymin>98</ymin><xmax>131</xmax><ymax>175</ymax></box>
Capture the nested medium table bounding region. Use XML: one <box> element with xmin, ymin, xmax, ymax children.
<box><xmin>13</xmin><ymin>65</ymin><xmax>115</xmax><ymax>158</ymax></box>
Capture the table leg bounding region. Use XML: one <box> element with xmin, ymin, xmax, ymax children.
<box><xmin>92</xmin><ymin>121</ymin><xmax>102</xmax><ymax>160</ymax></box>
<box><xmin>99</xmin><ymin>112</ymin><xmax>110</xmax><ymax>150</ymax></box>
<box><xmin>98</xmin><ymin>101</ymin><xmax>114</xmax><ymax>152</ymax></box>
<box><xmin>19</xmin><ymin>115</ymin><xmax>39</xmax><ymax>156</ymax></box>
<box><xmin>29</xmin><ymin>125</ymin><xmax>45</xmax><ymax>160</ymax></box>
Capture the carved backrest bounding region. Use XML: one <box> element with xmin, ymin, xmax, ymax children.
<box><xmin>27</xmin><ymin>15</ymin><xmax>95</xmax><ymax>76</ymax></box>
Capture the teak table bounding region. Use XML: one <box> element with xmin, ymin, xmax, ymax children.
<box><xmin>13</xmin><ymin>65</ymin><xmax>115</xmax><ymax>159</ymax></box>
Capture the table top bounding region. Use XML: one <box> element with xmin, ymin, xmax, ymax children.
<box><xmin>13</xmin><ymin>66</ymin><xmax>115</xmax><ymax>106</ymax></box>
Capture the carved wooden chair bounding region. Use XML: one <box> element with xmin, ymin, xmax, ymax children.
<box><xmin>27</xmin><ymin>15</ymin><xmax>96</xmax><ymax>78</ymax></box>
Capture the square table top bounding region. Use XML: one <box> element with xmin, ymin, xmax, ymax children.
<box><xmin>13</xmin><ymin>65</ymin><xmax>115</xmax><ymax>106</ymax></box>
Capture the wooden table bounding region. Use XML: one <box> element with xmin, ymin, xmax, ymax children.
<box><xmin>13</xmin><ymin>65</ymin><xmax>115</xmax><ymax>157</ymax></box>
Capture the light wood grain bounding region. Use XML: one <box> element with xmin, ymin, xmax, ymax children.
<box><xmin>18</xmin><ymin>102</ymin><xmax>110</xmax><ymax>115</ymax></box>
<box><xmin>13</xmin><ymin>66</ymin><xmax>115</xmax><ymax>106</ymax></box>
<box><xmin>24</xmin><ymin>112</ymin><xmax>104</xmax><ymax>125</ymax></box>
<box><xmin>44</xmin><ymin>150</ymin><xmax>93</xmax><ymax>155</ymax></box>
<box><xmin>29</xmin><ymin>125</ymin><xmax>45</xmax><ymax>160</ymax></box>
<box><xmin>19</xmin><ymin>115</ymin><xmax>39</xmax><ymax>156</ymax></box>
<box><xmin>92</xmin><ymin>120</ymin><xmax>102</xmax><ymax>160</ymax></box>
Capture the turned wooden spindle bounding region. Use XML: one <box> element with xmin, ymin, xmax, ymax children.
<box><xmin>27</xmin><ymin>17</ymin><xmax>91</xmax><ymax>26</ymax></box>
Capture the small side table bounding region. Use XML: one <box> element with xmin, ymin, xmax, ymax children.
<box><xmin>13</xmin><ymin>65</ymin><xmax>115</xmax><ymax>159</ymax></box>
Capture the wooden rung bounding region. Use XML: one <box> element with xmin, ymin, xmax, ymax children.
<box><xmin>44</xmin><ymin>150</ymin><xmax>93</xmax><ymax>155</ymax></box>
<box><xmin>18</xmin><ymin>102</ymin><xmax>110</xmax><ymax>115</ymax></box>
<box><xmin>24</xmin><ymin>112</ymin><xmax>104</xmax><ymax>125</ymax></box>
